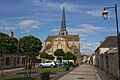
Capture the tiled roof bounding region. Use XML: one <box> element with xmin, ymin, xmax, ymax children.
<box><xmin>99</xmin><ymin>36</ymin><xmax>117</xmax><ymax>48</ymax></box>
<box><xmin>44</xmin><ymin>35</ymin><xmax>79</xmax><ymax>42</ymax></box>
<box><xmin>0</xmin><ymin>32</ymin><xmax>8</xmax><ymax>37</ymax></box>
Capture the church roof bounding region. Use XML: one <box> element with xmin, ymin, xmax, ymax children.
<box><xmin>44</xmin><ymin>35</ymin><xmax>79</xmax><ymax>42</ymax></box>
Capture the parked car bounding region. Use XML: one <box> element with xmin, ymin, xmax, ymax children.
<box><xmin>56</xmin><ymin>60</ymin><xmax>61</xmax><ymax>66</ymax></box>
<box><xmin>39</xmin><ymin>61</ymin><xmax>56</xmax><ymax>68</ymax></box>
<box><xmin>62</xmin><ymin>62</ymin><xmax>76</xmax><ymax>67</ymax></box>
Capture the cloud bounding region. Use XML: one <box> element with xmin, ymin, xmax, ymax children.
<box><xmin>86</xmin><ymin>10</ymin><xmax>102</xmax><ymax>17</ymax></box>
<box><xmin>46</xmin><ymin>2</ymin><xmax>82</xmax><ymax>12</ymax></box>
<box><xmin>51</xmin><ymin>28</ymin><xmax>59</xmax><ymax>32</ymax></box>
<box><xmin>68</xmin><ymin>24</ymin><xmax>103</xmax><ymax>35</ymax></box>
<box><xmin>46</xmin><ymin>2</ymin><xmax>103</xmax><ymax>13</ymax></box>
<box><xmin>19</xmin><ymin>20</ymin><xmax>41</xmax><ymax>29</ymax></box>
<box><xmin>0</xmin><ymin>26</ymin><xmax>16</xmax><ymax>31</ymax></box>
<box><xmin>51</xmin><ymin>24</ymin><xmax>103</xmax><ymax>35</ymax></box>
<box><xmin>81</xmin><ymin>42</ymin><xmax>99</xmax><ymax>54</ymax></box>
<box><xmin>47</xmin><ymin>2</ymin><xmax>61</xmax><ymax>10</ymax></box>
<box><xmin>79</xmin><ymin>24</ymin><xmax>103</xmax><ymax>32</ymax></box>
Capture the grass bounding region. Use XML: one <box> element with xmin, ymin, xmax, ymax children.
<box><xmin>0</xmin><ymin>66</ymin><xmax>75</xmax><ymax>80</ymax></box>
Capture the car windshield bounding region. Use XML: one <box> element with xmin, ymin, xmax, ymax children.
<box><xmin>46</xmin><ymin>61</ymin><xmax>52</xmax><ymax>63</ymax></box>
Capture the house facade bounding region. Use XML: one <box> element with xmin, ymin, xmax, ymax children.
<box><xmin>0</xmin><ymin>31</ymin><xmax>25</xmax><ymax>69</ymax></box>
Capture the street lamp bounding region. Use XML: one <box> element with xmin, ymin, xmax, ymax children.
<box><xmin>102</xmin><ymin>4</ymin><xmax>120</xmax><ymax>79</ymax></box>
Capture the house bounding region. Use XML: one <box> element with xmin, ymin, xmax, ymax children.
<box><xmin>95</xmin><ymin>36</ymin><xmax>117</xmax><ymax>68</ymax></box>
<box><xmin>95</xmin><ymin>36</ymin><xmax>118</xmax><ymax>79</ymax></box>
<box><xmin>0</xmin><ymin>31</ymin><xmax>25</xmax><ymax>69</ymax></box>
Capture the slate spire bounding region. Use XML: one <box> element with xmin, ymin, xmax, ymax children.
<box><xmin>59</xmin><ymin>6</ymin><xmax>68</xmax><ymax>35</ymax></box>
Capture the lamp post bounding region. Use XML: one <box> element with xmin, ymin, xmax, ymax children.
<box><xmin>102</xmin><ymin>4</ymin><xmax>120</xmax><ymax>79</ymax></box>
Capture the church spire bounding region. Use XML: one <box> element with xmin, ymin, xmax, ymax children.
<box><xmin>59</xmin><ymin>6</ymin><xmax>68</xmax><ymax>35</ymax></box>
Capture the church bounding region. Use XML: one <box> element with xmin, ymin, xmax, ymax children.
<box><xmin>44</xmin><ymin>7</ymin><xmax>81</xmax><ymax>64</ymax></box>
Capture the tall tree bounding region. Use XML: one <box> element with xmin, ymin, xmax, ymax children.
<box><xmin>19</xmin><ymin>35</ymin><xmax>42</xmax><ymax>77</ymax></box>
<box><xmin>19</xmin><ymin>35</ymin><xmax>42</xmax><ymax>57</ymax></box>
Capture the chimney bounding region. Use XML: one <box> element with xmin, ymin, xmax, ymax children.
<box><xmin>100</xmin><ymin>41</ymin><xmax>103</xmax><ymax>44</ymax></box>
<box><xmin>8</xmin><ymin>30</ymin><xmax>13</xmax><ymax>38</ymax></box>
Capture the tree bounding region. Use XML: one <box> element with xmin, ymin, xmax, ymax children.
<box><xmin>19</xmin><ymin>35</ymin><xmax>42</xmax><ymax>57</ymax></box>
<box><xmin>54</xmin><ymin>49</ymin><xmax>65</xmax><ymax>56</ymax></box>
<box><xmin>19</xmin><ymin>35</ymin><xmax>42</xmax><ymax>77</ymax></box>
<box><xmin>0</xmin><ymin>37</ymin><xmax>18</xmax><ymax>77</ymax></box>
<box><xmin>0</xmin><ymin>37</ymin><xmax>18</xmax><ymax>55</ymax></box>
<box><xmin>47</xmin><ymin>55</ymin><xmax>54</xmax><ymax>60</ymax></box>
<box><xmin>40</xmin><ymin>53</ymin><xmax>54</xmax><ymax>60</ymax></box>
<box><xmin>40</xmin><ymin>53</ymin><xmax>48</xmax><ymax>59</ymax></box>
<box><xmin>63</xmin><ymin>52</ymin><xmax>76</xmax><ymax>60</ymax></box>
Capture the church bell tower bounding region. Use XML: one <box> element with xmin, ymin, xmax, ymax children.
<box><xmin>59</xmin><ymin>7</ymin><xmax>68</xmax><ymax>35</ymax></box>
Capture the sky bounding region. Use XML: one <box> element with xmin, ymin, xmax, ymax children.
<box><xmin>0</xmin><ymin>0</ymin><xmax>120</xmax><ymax>54</ymax></box>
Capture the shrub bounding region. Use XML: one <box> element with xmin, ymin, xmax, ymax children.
<box><xmin>39</xmin><ymin>71</ymin><xmax>50</xmax><ymax>80</ymax></box>
<box><xmin>66</xmin><ymin>66</ymin><xmax>69</xmax><ymax>71</ymax></box>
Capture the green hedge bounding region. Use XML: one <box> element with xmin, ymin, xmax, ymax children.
<box><xmin>39</xmin><ymin>71</ymin><xmax>50</xmax><ymax>80</ymax></box>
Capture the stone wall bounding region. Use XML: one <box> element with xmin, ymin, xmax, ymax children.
<box><xmin>108</xmin><ymin>53</ymin><xmax>118</xmax><ymax>78</ymax></box>
<box><xmin>99</xmin><ymin>52</ymin><xmax>118</xmax><ymax>79</ymax></box>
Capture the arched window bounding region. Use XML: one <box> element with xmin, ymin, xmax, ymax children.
<box><xmin>57</xmin><ymin>42</ymin><xmax>62</xmax><ymax>49</ymax></box>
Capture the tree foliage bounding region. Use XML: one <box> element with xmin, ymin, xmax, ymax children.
<box><xmin>54</xmin><ymin>49</ymin><xmax>65</xmax><ymax>56</ymax></box>
<box><xmin>40</xmin><ymin>53</ymin><xmax>54</xmax><ymax>60</ymax></box>
<box><xmin>47</xmin><ymin>55</ymin><xmax>54</xmax><ymax>60</ymax></box>
<box><xmin>0</xmin><ymin>37</ymin><xmax>18</xmax><ymax>55</ymax></box>
<box><xmin>19</xmin><ymin>35</ymin><xmax>42</xmax><ymax>57</ymax></box>
<box><xmin>63</xmin><ymin>52</ymin><xmax>76</xmax><ymax>60</ymax></box>
<box><xmin>40</xmin><ymin>53</ymin><xmax>48</xmax><ymax>58</ymax></box>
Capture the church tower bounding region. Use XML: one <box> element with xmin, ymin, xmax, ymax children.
<box><xmin>59</xmin><ymin>7</ymin><xmax>68</xmax><ymax>35</ymax></box>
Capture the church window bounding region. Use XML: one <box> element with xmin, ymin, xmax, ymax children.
<box><xmin>57</xmin><ymin>42</ymin><xmax>62</xmax><ymax>49</ymax></box>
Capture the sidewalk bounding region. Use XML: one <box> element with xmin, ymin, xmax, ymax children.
<box><xmin>0</xmin><ymin>67</ymin><xmax>24</xmax><ymax>73</ymax></box>
<box><xmin>95</xmin><ymin>67</ymin><xmax>117</xmax><ymax>80</ymax></box>
<box><xmin>58</xmin><ymin>64</ymin><xmax>101</xmax><ymax>80</ymax></box>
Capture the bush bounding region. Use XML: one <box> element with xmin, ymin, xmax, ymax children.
<box><xmin>65</xmin><ymin>66</ymin><xmax>69</xmax><ymax>71</ymax></box>
<box><xmin>76</xmin><ymin>63</ymin><xmax>79</xmax><ymax>66</ymax></box>
<box><xmin>39</xmin><ymin>71</ymin><xmax>50</xmax><ymax>80</ymax></box>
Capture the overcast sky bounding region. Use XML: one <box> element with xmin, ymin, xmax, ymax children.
<box><xmin>0</xmin><ymin>0</ymin><xmax>120</xmax><ymax>54</ymax></box>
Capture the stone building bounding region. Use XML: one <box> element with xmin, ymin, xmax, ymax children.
<box><xmin>95</xmin><ymin>36</ymin><xmax>118</xmax><ymax>79</ymax></box>
<box><xmin>95</xmin><ymin>36</ymin><xmax>117</xmax><ymax>68</ymax></box>
<box><xmin>44</xmin><ymin>7</ymin><xmax>81</xmax><ymax>64</ymax></box>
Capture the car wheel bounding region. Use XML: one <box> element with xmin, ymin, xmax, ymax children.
<box><xmin>50</xmin><ymin>65</ymin><xmax>54</xmax><ymax>68</ymax></box>
<box><xmin>40</xmin><ymin>65</ymin><xmax>43</xmax><ymax>68</ymax></box>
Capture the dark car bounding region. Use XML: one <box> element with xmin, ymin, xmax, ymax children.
<box><xmin>62</xmin><ymin>62</ymin><xmax>75</xmax><ymax>67</ymax></box>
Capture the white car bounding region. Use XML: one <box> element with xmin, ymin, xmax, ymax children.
<box><xmin>39</xmin><ymin>61</ymin><xmax>56</xmax><ymax>68</ymax></box>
